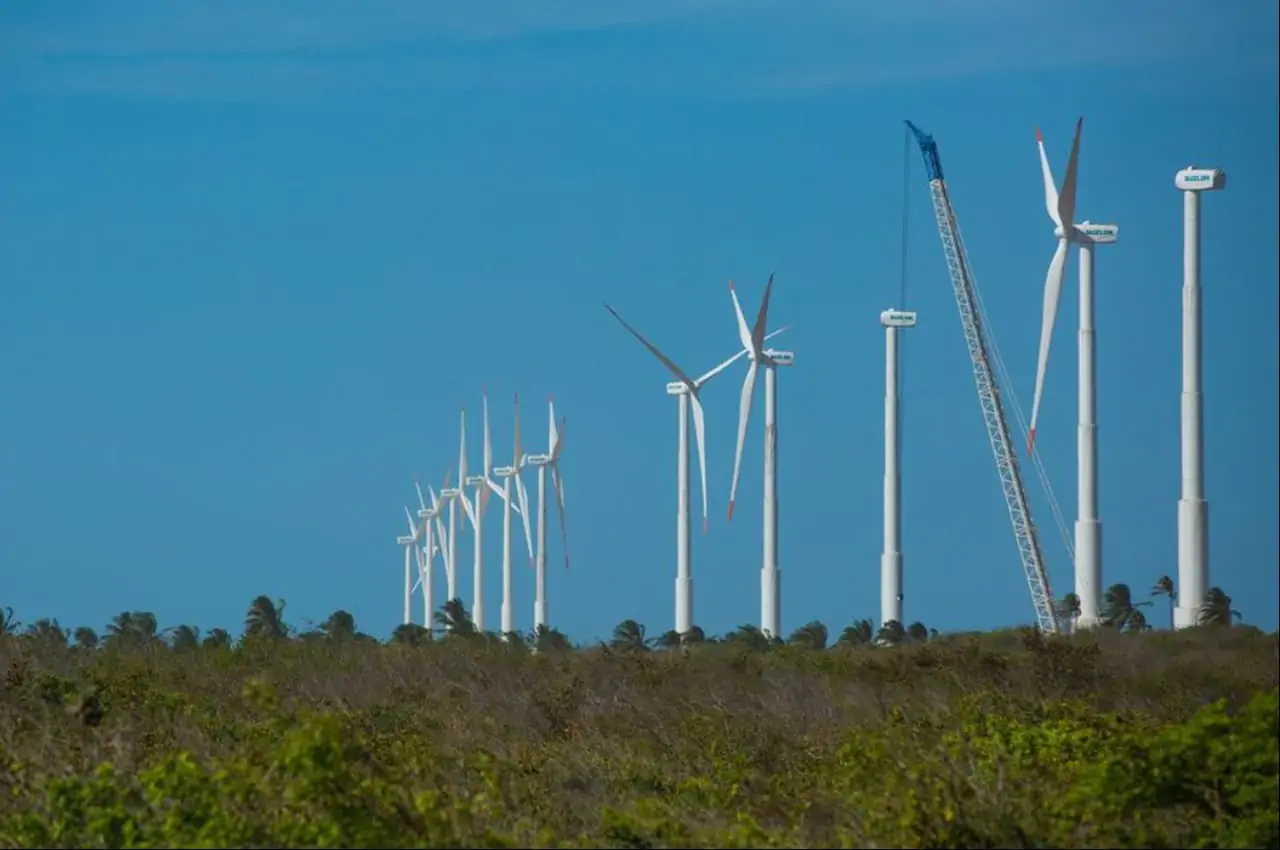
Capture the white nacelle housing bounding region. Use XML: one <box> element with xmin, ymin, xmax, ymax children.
<box><xmin>1075</xmin><ymin>222</ymin><xmax>1119</xmax><ymax>244</ymax></box>
<box><xmin>1175</xmin><ymin>167</ymin><xmax>1226</xmax><ymax>191</ymax></box>
<box><xmin>765</xmin><ymin>350</ymin><xmax>795</xmax><ymax>366</ymax></box>
<box><xmin>880</xmin><ymin>310</ymin><xmax>918</xmax><ymax>328</ymax></box>
<box><xmin>666</xmin><ymin>381</ymin><xmax>690</xmax><ymax>395</ymax></box>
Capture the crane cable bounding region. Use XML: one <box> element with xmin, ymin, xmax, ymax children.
<box><xmin>895</xmin><ymin>123</ymin><xmax>913</xmax><ymax>466</ymax></box>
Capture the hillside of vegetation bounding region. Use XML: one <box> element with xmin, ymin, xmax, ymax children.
<box><xmin>0</xmin><ymin>586</ymin><xmax>1276</xmax><ymax>849</ymax></box>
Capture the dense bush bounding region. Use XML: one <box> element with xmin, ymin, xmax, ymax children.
<box><xmin>0</xmin><ymin>614</ymin><xmax>1276</xmax><ymax>848</ymax></box>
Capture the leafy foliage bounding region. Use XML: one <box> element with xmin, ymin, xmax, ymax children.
<box><xmin>0</xmin><ymin>596</ymin><xmax>1274</xmax><ymax>849</ymax></box>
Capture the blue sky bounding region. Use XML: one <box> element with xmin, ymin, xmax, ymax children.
<box><xmin>1</xmin><ymin>1</ymin><xmax>1276</xmax><ymax>641</ymax></box>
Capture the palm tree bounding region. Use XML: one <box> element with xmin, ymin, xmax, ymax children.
<box><xmin>906</xmin><ymin>621</ymin><xmax>930</xmax><ymax>642</ymax></box>
<box><xmin>202</xmin><ymin>628</ymin><xmax>233</xmax><ymax>650</ymax></box>
<box><xmin>0</xmin><ymin>606</ymin><xmax>20</xmax><ymax>636</ymax></box>
<box><xmin>1055</xmin><ymin>593</ymin><xmax>1081</xmax><ymax>634</ymax></box>
<box><xmin>724</xmin><ymin>624</ymin><xmax>773</xmax><ymax>651</ymax></box>
<box><xmin>1151</xmin><ymin>576</ymin><xmax>1176</xmax><ymax>629</ymax></box>
<box><xmin>876</xmin><ymin>619</ymin><xmax>907</xmax><ymax>646</ymax></box>
<box><xmin>1127</xmin><ymin>609</ymin><xmax>1149</xmax><ymax>632</ymax></box>
<box><xmin>244</xmin><ymin>596</ymin><xmax>289</xmax><ymax>641</ymax></box>
<box><xmin>609</xmin><ymin>619</ymin><xmax>650</xmax><ymax>652</ymax></box>
<box><xmin>837</xmin><ymin>619</ymin><xmax>874</xmax><ymax>647</ymax></box>
<box><xmin>1101</xmin><ymin>583</ymin><xmax>1150</xmax><ymax>632</ymax></box>
<box><xmin>25</xmin><ymin>618</ymin><xmax>68</xmax><ymax>646</ymax></box>
<box><xmin>682</xmin><ymin>625</ymin><xmax>707</xmax><ymax>646</ymax></box>
<box><xmin>105</xmin><ymin>611</ymin><xmax>162</xmax><ymax>648</ymax></box>
<box><xmin>73</xmin><ymin>626</ymin><xmax>99</xmax><ymax>650</ymax></box>
<box><xmin>434</xmin><ymin>598</ymin><xmax>476</xmax><ymax>637</ymax></box>
<box><xmin>786</xmin><ymin>620</ymin><xmax>829</xmax><ymax>650</ymax></box>
<box><xmin>530</xmin><ymin>624</ymin><xmax>571</xmax><ymax>652</ymax></box>
<box><xmin>653</xmin><ymin>629</ymin><xmax>682</xmax><ymax>650</ymax></box>
<box><xmin>1197</xmin><ymin>587</ymin><xmax>1241</xmax><ymax>627</ymax></box>
<box><xmin>320</xmin><ymin>610</ymin><xmax>357</xmax><ymax>640</ymax></box>
<box><xmin>169</xmin><ymin>625</ymin><xmax>201</xmax><ymax>650</ymax></box>
<box><xmin>390</xmin><ymin>623</ymin><xmax>430</xmax><ymax>646</ymax></box>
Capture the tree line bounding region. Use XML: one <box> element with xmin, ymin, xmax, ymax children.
<box><xmin>1</xmin><ymin>575</ymin><xmax>1242</xmax><ymax>654</ymax></box>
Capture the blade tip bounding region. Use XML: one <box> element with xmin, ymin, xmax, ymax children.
<box><xmin>727</xmin><ymin>501</ymin><xmax>735</xmax><ymax>522</ymax></box>
<box><xmin>1035</xmin><ymin>126</ymin><xmax>1043</xmax><ymax>142</ymax></box>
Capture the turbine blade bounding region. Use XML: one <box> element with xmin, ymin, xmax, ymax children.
<box><xmin>428</xmin><ymin>484</ymin><xmax>440</xmax><ymax>511</ymax></box>
<box><xmin>413</xmin><ymin>479</ymin><xmax>427</xmax><ymax>512</ymax></box>
<box><xmin>750</xmin><ymin>272</ymin><xmax>775</xmax><ymax>353</ymax></box>
<box><xmin>728</xmin><ymin>280</ymin><xmax>754</xmax><ymax>351</ymax></box>
<box><xmin>460</xmin><ymin>487</ymin><xmax>478</xmax><ymax>529</ymax></box>
<box><xmin>551</xmin><ymin>465</ymin><xmax>569</xmax><ymax>570</ymax></box>
<box><xmin>693</xmin><ymin>323</ymin><xmax>795</xmax><ymax>387</ymax></box>
<box><xmin>1057</xmin><ymin>117</ymin><xmax>1083</xmax><ymax>234</ymax></box>
<box><xmin>486</xmin><ymin>478</ymin><xmax>506</xmax><ymax>504</ymax></box>
<box><xmin>549</xmin><ymin>404</ymin><xmax>563</xmax><ymax>462</ymax></box>
<box><xmin>515</xmin><ymin>472</ymin><xmax>535</xmax><ymax>566</ymax></box>
<box><xmin>1029</xmin><ymin>238</ymin><xmax>1070</xmax><ymax>454</ymax></box>
<box><xmin>512</xmin><ymin>392</ymin><xmax>523</xmax><ymax>468</ymax></box>
<box><xmin>727</xmin><ymin>360</ymin><xmax>758</xmax><ymax>521</ymax></box>
<box><xmin>403</xmin><ymin>505</ymin><xmax>417</xmax><ymax>536</ymax></box>
<box><xmin>604</xmin><ymin>303</ymin><xmax>697</xmax><ymax>388</ymax></box>
<box><xmin>481</xmin><ymin>391</ymin><xmax>493</xmax><ymax>512</ymax></box>
<box><xmin>1036</xmin><ymin>127</ymin><xmax>1061</xmax><ymax>229</ymax></box>
<box><xmin>458</xmin><ymin>409</ymin><xmax>469</xmax><ymax>485</ymax></box>
<box><xmin>689</xmin><ymin>391</ymin><xmax>710</xmax><ymax>535</ymax></box>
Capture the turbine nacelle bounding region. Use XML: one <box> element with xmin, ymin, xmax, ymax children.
<box><xmin>464</xmin><ymin>475</ymin><xmax>487</xmax><ymax>488</ymax></box>
<box><xmin>492</xmin><ymin>464</ymin><xmax>518</xmax><ymax>477</ymax></box>
<box><xmin>763</xmin><ymin>349</ymin><xmax>794</xmax><ymax>366</ymax></box>
<box><xmin>1073</xmin><ymin>221</ymin><xmax>1119</xmax><ymax>244</ymax></box>
<box><xmin>523</xmin><ymin>452</ymin><xmax>552</xmax><ymax>467</ymax></box>
<box><xmin>880</xmin><ymin>309</ymin><xmax>918</xmax><ymax>328</ymax></box>
<box><xmin>440</xmin><ymin>487</ymin><xmax>462</xmax><ymax>499</ymax></box>
<box><xmin>416</xmin><ymin>507</ymin><xmax>438</xmax><ymax>519</ymax></box>
<box><xmin>665</xmin><ymin>380</ymin><xmax>695</xmax><ymax>396</ymax></box>
<box><xmin>396</xmin><ymin>534</ymin><xmax>415</xmax><ymax>546</ymax></box>
<box><xmin>1175</xmin><ymin>166</ymin><xmax>1226</xmax><ymax>192</ymax></box>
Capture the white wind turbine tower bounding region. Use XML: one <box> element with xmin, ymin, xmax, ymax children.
<box><xmin>1028</xmin><ymin>117</ymin><xmax>1119</xmax><ymax>630</ymax></box>
<box><xmin>437</xmin><ymin>460</ymin><xmax>463</xmax><ymax>603</ymax></box>
<box><xmin>521</xmin><ymin>399</ymin><xmax>568</xmax><ymax>632</ymax></box>
<box><xmin>1173</xmin><ymin>165</ymin><xmax>1226</xmax><ymax>629</ymax></box>
<box><xmin>605</xmin><ymin>303</ymin><xmax>791</xmax><ymax>636</ymax></box>
<box><xmin>726</xmin><ymin>274</ymin><xmax>794</xmax><ymax>640</ymax></box>
<box><xmin>492</xmin><ymin>394</ymin><xmax>536</xmax><ymax>639</ymax></box>
<box><xmin>879</xmin><ymin>309</ymin><xmax>917</xmax><ymax>630</ymax></box>
<box><xmin>461</xmin><ymin>395</ymin><xmax>508</xmax><ymax>633</ymax></box>
<box><xmin>396</xmin><ymin>506</ymin><xmax>421</xmax><ymax>626</ymax></box>
<box><xmin>413</xmin><ymin>480</ymin><xmax>449</xmax><ymax>629</ymax></box>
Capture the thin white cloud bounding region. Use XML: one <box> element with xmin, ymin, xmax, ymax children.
<box><xmin>0</xmin><ymin>0</ymin><xmax>1270</xmax><ymax>101</ymax></box>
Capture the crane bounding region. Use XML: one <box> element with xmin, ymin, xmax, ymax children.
<box><xmin>905</xmin><ymin>120</ymin><xmax>1062</xmax><ymax>634</ymax></box>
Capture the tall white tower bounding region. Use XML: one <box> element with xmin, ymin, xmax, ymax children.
<box><xmin>1173</xmin><ymin>166</ymin><xmax>1226</xmax><ymax>629</ymax></box>
<box><xmin>879</xmin><ymin>309</ymin><xmax>916</xmax><ymax>628</ymax></box>
<box><xmin>1072</xmin><ymin>222</ymin><xmax>1118</xmax><ymax>630</ymax></box>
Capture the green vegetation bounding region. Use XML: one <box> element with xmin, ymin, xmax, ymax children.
<box><xmin>0</xmin><ymin>581</ymin><xmax>1275</xmax><ymax>849</ymax></box>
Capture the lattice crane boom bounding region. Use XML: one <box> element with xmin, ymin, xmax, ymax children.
<box><xmin>905</xmin><ymin>121</ymin><xmax>1060</xmax><ymax>634</ymax></box>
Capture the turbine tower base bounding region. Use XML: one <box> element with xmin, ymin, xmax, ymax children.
<box><xmin>761</xmin><ymin>567</ymin><xmax>781</xmax><ymax>640</ymax></box>
<box><xmin>674</xmin><ymin>576</ymin><xmax>693</xmax><ymax>636</ymax></box>
<box><xmin>879</xmin><ymin>552</ymin><xmax>903</xmax><ymax>628</ymax></box>
<box><xmin>534</xmin><ymin>598</ymin><xmax>548</xmax><ymax>633</ymax></box>
<box><xmin>501</xmin><ymin>601</ymin><xmax>513</xmax><ymax>639</ymax></box>
<box><xmin>1073</xmin><ymin>519</ymin><xmax>1102</xmax><ymax>630</ymax></box>
<box><xmin>1175</xmin><ymin>498</ymin><xmax>1208</xmax><ymax>629</ymax></box>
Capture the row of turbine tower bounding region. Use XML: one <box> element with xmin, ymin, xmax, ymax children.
<box><xmin>605</xmin><ymin>276</ymin><xmax>796</xmax><ymax>639</ymax></box>
<box><xmin>1028</xmin><ymin>118</ymin><xmax>1225</xmax><ymax>631</ymax></box>
<box><xmin>396</xmin><ymin>395</ymin><xmax>568</xmax><ymax>636</ymax></box>
<box><xmin>393</xmin><ymin>116</ymin><xmax>1225</xmax><ymax>641</ymax></box>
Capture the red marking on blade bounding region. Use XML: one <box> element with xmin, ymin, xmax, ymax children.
<box><xmin>1027</xmin><ymin>428</ymin><xmax>1037</xmax><ymax>457</ymax></box>
<box><xmin>1035</xmin><ymin>127</ymin><xmax>1043</xmax><ymax>142</ymax></box>
<box><xmin>727</xmin><ymin>500</ymin><xmax>736</xmax><ymax>522</ymax></box>
<box><xmin>702</xmin><ymin>517</ymin><xmax>708</xmax><ymax>535</ymax></box>
<box><xmin>727</xmin><ymin>279</ymin><xmax>735</xmax><ymax>291</ymax></box>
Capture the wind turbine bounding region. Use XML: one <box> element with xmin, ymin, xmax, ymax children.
<box><xmin>461</xmin><ymin>394</ymin><xmax>508</xmax><ymax>634</ymax></box>
<box><xmin>413</xmin><ymin>480</ymin><xmax>449</xmax><ymax>630</ymax></box>
<box><xmin>492</xmin><ymin>393</ymin><xmax>536</xmax><ymax>639</ymax></box>
<box><xmin>438</xmin><ymin>460</ymin><xmax>463</xmax><ymax>604</ymax></box>
<box><xmin>604</xmin><ymin>303</ymin><xmax>791</xmax><ymax>636</ymax></box>
<box><xmin>726</xmin><ymin>274</ymin><xmax>794</xmax><ymax>641</ymax></box>
<box><xmin>1173</xmin><ymin>165</ymin><xmax>1226</xmax><ymax>629</ymax></box>
<box><xmin>396</xmin><ymin>506</ymin><xmax>420</xmax><ymax>626</ymax></box>
<box><xmin>879</xmin><ymin>309</ymin><xmax>917</xmax><ymax>630</ymax></box>
<box><xmin>1028</xmin><ymin>117</ymin><xmax>1118</xmax><ymax>630</ymax></box>
<box><xmin>521</xmin><ymin>399</ymin><xmax>568</xmax><ymax>632</ymax></box>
